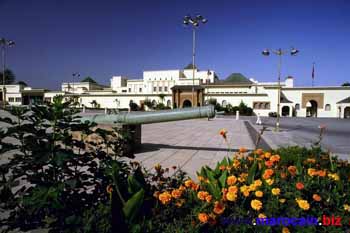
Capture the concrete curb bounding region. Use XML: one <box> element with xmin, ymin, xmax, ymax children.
<box><xmin>244</xmin><ymin>120</ymin><xmax>271</xmax><ymax>151</ymax></box>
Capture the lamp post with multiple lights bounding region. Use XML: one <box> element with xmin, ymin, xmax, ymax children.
<box><xmin>262</xmin><ymin>47</ymin><xmax>299</xmax><ymax>131</ymax></box>
<box><xmin>183</xmin><ymin>14</ymin><xmax>207</xmax><ymax>107</ymax></box>
<box><xmin>0</xmin><ymin>38</ymin><xmax>15</xmax><ymax>108</ymax></box>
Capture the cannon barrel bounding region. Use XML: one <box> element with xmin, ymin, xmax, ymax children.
<box><xmin>80</xmin><ymin>105</ymin><xmax>215</xmax><ymax>125</ymax></box>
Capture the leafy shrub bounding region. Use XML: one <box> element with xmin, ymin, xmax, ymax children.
<box><xmin>269</xmin><ymin>112</ymin><xmax>278</xmax><ymax>117</ymax></box>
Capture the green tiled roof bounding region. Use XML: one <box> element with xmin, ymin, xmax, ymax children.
<box><xmin>224</xmin><ymin>73</ymin><xmax>253</xmax><ymax>84</ymax></box>
<box><xmin>184</xmin><ymin>63</ymin><xmax>198</xmax><ymax>70</ymax></box>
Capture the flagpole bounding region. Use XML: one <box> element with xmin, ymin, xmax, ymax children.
<box><xmin>312</xmin><ymin>62</ymin><xmax>315</xmax><ymax>87</ymax></box>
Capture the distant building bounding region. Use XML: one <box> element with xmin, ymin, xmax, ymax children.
<box><xmin>2</xmin><ymin>64</ymin><xmax>350</xmax><ymax>118</ymax></box>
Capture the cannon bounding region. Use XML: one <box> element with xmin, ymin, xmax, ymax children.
<box><xmin>79</xmin><ymin>105</ymin><xmax>216</xmax><ymax>150</ymax></box>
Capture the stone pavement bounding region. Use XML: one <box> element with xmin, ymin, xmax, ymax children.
<box><xmin>132</xmin><ymin>118</ymin><xmax>255</xmax><ymax>179</ymax></box>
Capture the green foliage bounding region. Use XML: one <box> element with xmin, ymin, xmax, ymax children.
<box><xmin>341</xmin><ymin>82</ymin><xmax>350</xmax><ymax>86</ymax></box>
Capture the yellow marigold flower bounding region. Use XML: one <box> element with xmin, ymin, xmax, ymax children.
<box><xmin>279</xmin><ymin>198</ymin><xmax>286</xmax><ymax>203</ymax></box>
<box><xmin>226</xmin><ymin>192</ymin><xmax>238</xmax><ymax>201</ymax></box>
<box><xmin>258</xmin><ymin>213</ymin><xmax>267</xmax><ymax>219</ymax></box>
<box><xmin>251</xmin><ymin>199</ymin><xmax>263</xmax><ymax>211</ymax></box>
<box><xmin>308</xmin><ymin>168</ymin><xmax>317</xmax><ymax>177</ymax></box>
<box><xmin>228</xmin><ymin>185</ymin><xmax>238</xmax><ymax>194</ymax></box>
<box><xmin>179</xmin><ymin>185</ymin><xmax>186</xmax><ymax>191</ymax></box>
<box><xmin>197</xmin><ymin>191</ymin><xmax>209</xmax><ymax>201</ymax></box>
<box><xmin>265</xmin><ymin>179</ymin><xmax>274</xmax><ymax>186</ymax></box>
<box><xmin>227</xmin><ymin>175</ymin><xmax>237</xmax><ymax>186</ymax></box>
<box><xmin>328</xmin><ymin>173</ymin><xmax>340</xmax><ymax>181</ymax></box>
<box><xmin>154</xmin><ymin>163</ymin><xmax>161</xmax><ymax>171</ymax></box>
<box><xmin>184</xmin><ymin>179</ymin><xmax>193</xmax><ymax>188</ymax></box>
<box><xmin>262</xmin><ymin>169</ymin><xmax>274</xmax><ymax>180</ymax></box>
<box><xmin>198</xmin><ymin>176</ymin><xmax>205</xmax><ymax>182</ymax></box>
<box><xmin>344</xmin><ymin>204</ymin><xmax>350</xmax><ymax>212</ymax></box>
<box><xmin>159</xmin><ymin>191</ymin><xmax>172</xmax><ymax>205</ymax></box>
<box><xmin>255</xmin><ymin>148</ymin><xmax>264</xmax><ymax>155</ymax></box>
<box><xmin>243</xmin><ymin>190</ymin><xmax>250</xmax><ymax>197</ymax></box>
<box><xmin>226</xmin><ymin>165</ymin><xmax>232</xmax><ymax>170</ymax></box>
<box><xmin>295</xmin><ymin>198</ymin><xmax>310</xmax><ymax>210</ymax></box>
<box><xmin>213</xmin><ymin>201</ymin><xmax>225</xmax><ymax>215</ymax></box>
<box><xmin>255</xmin><ymin>190</ymin><xmax>263</xmax><ymax>198</ymax></box>
<box><xmin>205</xmin><ymin>194</ymin><xmax>212</xmax><ymax>203</ymax></box>
<box><xmin>264</xmin><ymin>152</ymin><xmax>271</xmax><ymax>159</ymax></box>
<box><xmin>282</xmin><ymin>227</ymin><xmax>290</xmax><ymax>233</ymax></box>
<box><xmin>240</xmin><ymin>185</ymin><xmax>249</xmax><ymax>193</ymax></box>
<box><xmin>271</xmin><ymin>188</ymin><xmax>281</xmax><ymax>196</ymax></box>
<box><xmin>171</xmin><ymin>189</ymin><xmax>182</xmax><ymax>199</ymax></box>
<box><xmin>312</xmin><ymin>194</ymin><xmax>321</xmax><ymax>202</ymax></box>
<box><xmin>249</xmin><ymin>184</ymin><xmax>257</xmax><ymax>192</ymax></box>
<box><xmin>247</xmin><ymin>156</ymin><xmax>254</xmax><ymax>161</ymax></box>
<box><xmin>198</xmin><ymin>213</ymin><xmax>209</xmax><ymax>223</ymax></box>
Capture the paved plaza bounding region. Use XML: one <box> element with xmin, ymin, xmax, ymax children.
<box><xmin>132</xmin><ymin>118</ymin><xmax>254</xmax><ymax>178</ymax></box>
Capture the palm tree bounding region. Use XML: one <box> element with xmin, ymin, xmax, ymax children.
<box><xmin>0</xmin><ymin>69</ymin><xmax>15</xmax><ymax>84</ymax></box>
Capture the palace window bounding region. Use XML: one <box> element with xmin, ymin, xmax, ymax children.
<box><xmin>153</xmin><ymin>87</ymin><xmax>157</xmax><ymax>92</ymax></box>
<box><xmin>159</xmin><ymin>87</ymin><xmax>162</xmax><ymax>92</ymax></box>
<box><xmin>253</xmin><ymin>102</ymin><xmax>271</xmax><ymax>110</ymax></box>
<box><xmin>9</xmin><ymin>97</ymin><xmax>14</xmax><ymax>102</ymax></box>
<box><xmin>15</xmin><ymin>97</ymin><xmax>22</xmax><ymax>102</ymax></box>
<box><xmin>139</xmin><ymin>88</ymin><xmax>142</xmax><ymax>93</ymax></box>
<box><xmin>325</xmin><ymin>104</ymin><xmax>331</xmax><ymax>111</ymax></box>
<box><xmin>164</xmin><ymin>86</ymin><xmax>168</xmax><ymax>92</ymax></box>
<box><xmin>128</xmin><ymin>88</ymin><xmax>131</xmax><ymax>92</ymax></box>
<box><xmin>295</xmin><ymin>103</ymin><xmax>300</xmax><ymax>110</ymax></box>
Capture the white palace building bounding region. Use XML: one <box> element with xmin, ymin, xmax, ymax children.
<box><xmin>1</xmin><ymin>64</ymin><xmax>350</xmax><ymax>118</ymax></box>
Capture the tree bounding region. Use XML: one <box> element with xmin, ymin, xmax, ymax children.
<box><xmin>158</xmin><ymin>94</ymin><xmax>166</xmax><ymax>104</ymax></box>
<box><xmin>0</xmin><ymin>69</ymin><xmax>15</xmax><ymax>84</ymax></box>
<box><xmin>342</xmin><ymin>82</ymin><xmax>350</xmax><ymax>86</ymax></box>
<box><xmin>81</xmin><ymin>76</ymin><xmax>98</xmax><ymax>84</ymax></box>
<box><xmin>17</xmin><ymin>81</ymin><xmax>28</xmax><ymax>86</ymax></box>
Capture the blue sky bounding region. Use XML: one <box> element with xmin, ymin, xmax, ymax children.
<box><xmin>1</xmin><ymin>0</ymin><xmax>349</xmax><ymax>89</ymax></box>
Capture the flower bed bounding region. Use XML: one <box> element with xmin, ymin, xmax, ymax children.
<box><xmin>153</xmin><ymin>146</ymin><xmax>350</xmax><ymax>232</ymax></box>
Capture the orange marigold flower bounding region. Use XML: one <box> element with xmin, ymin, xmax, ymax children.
<box><xmin>198</xmin><ymin>213</ymin><xmax>209</xmax><ymax>223</ymax></box>
<box><xmin>262</xmin><ymin>169</ymin><xmax>274</xmax><ymax>179</ymax></box>
<box><xmin>253</xmin><ymin>179</ymin><xmax>263</xmax><ymax>187</ymax></box>
<box><xmin>270</xmin><ymin>154</ymin><xmax>280</xmax><ymax>163</ymax></box>
<box><xmin>296</xmin><ymin>182</ymin><xmax>304</xmax><ymax>190</ymax></box>
<box><xmin>153</xmin><ymin>191</ymin><xmax>160</xmax><ymax>199</ymax></box>
<box><xmin>265</xmin><ymin>160</ymin><xmax>274</xmax><ymax>168</ymax></box>
<box><xmin>227</xmin><ymin>175</ymin><xmax>237</xmax><ymax>186</ymax></box>
<box><xmin>179</xmin><ymin>185</ymin><xmax>186</xmax><ymax>191</ymax></box>
<box><xmin>282</xmin><ymin>227</ymin><xmax>290</xmax><ymax>233</ymax></box>
<box><xmin>219</xmin><ymin>165</ymin><xmax>226</xmax><ymax>171</ymax></box>
<box><xmin>317</xmin><ymin>170</ymin><xmax>326</xmax><ymax>177</ymax></box>
<box><xmin>247</xmin><ymin>156</ymin><xmax>254</xmax><ymax>161</ymax></box>
<box><xmin>255</xmin><ymin>190</ymin><xmax>263</xmax><ymax>198</ymax></box>
<box><xmin>191</xmin><ymin>183</ymin><xmax>200</xmax><ymax>191</ymax></box>
<box><xmin>238</xmin><ymin>173</ymin><xmax>248</xmax><ymax>183</ymax></box>
<box><xmin>287</xmin><ymin>166</ymin><xmax>297</xmax><ymax>176</ymax></box>
<box><xmin>222</xmin><ymin>188</ymin><xmax>228</xmax><ymax>201</ymax></box>
<box><xmin>219</xmin><ymin>129</ymin><xmax>228</xmax><ymax>139</ymax></box>
<box><xmin>312</xmin><ymin>194</ymin><xmax>321</xmax><ymax>202</ymax></box>
<box><xmin>232</xmin><ymin>159</ymin><xmax>241</xmax><ymax>169</ymax></box>
<box><xmin>228</xmin><ymin>185</ymin><xmax>238</xmax><ymax>193</ymax></box>
<box><xmin>255</xmin><ymin>148</ymin><xmax>264</xmax><ymax>155</ymax></box>
<box><xmin>197</xmin><ymin>191</ymin><xmax>209</xmax><ymax>201</ymax></box>
<box><xmin>184</xmin><ymin>179</ymin><xmax>194</xmax><ymax>188</ymax></box>
<box><xmin>239</xmin><ymin>147</ymin><xmax>248</xmax><ymax>153</ymax></box>
<box><xmin>280</xmin><ymin>172</ymin><xmax>287</xmax><ymax>179</ymax></box>
<box><xmin>258</xmin><ymin>213</ymin><xmax>267</xmax><ymax>219</ymax></box>
<box><xmin>295</xmin><ymin>198</ymin><xmax>310</xmax><ymax>210</ymax></box>
<box><xmin>306</xmin><ymin>158</ymin><xmax>316</xmax><ymax>163</ymax></box>
<box><xmin>251</xmin><ymin>199</ymin><xmax>263</xmax><ymax>211</ymax></box>
<box><xmin>171</xmin><ymin>189</ymin><xmax>182</xmax><ymax>199</ymax></box>
<box><xmin>159</xmin><ymin>191</ymin><xmax>172</xmax><ymax>205</ymax></box>
<box><xmin>205</xmin><ymin>194</ymin><xmax>212</xmax><ymax>203</ymax></box>
<box><xmin>106</xmin><ymin>185</ymin><xmax>113</xmax><ymax>194</ymax></box>
<box><xmin>198</xmin><ymin>176</ymin><xmax>205</xmax><ymax>182</ymax></box>
<box><xmin>213</xmin><ymin>201</ymin><xmax>225</xmax><ymax>215</ymax></box>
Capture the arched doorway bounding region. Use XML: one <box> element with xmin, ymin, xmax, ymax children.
<box><xmin>282</xmin><ymin>106</ymin><xmax>290</xmax><ymax>116</ymax></box>
<box><xmin>306</xmin><ymin>100</ymin><xmax>318</xmax><ymax>117</ymax></box>
<box><xmin>166</xmin><ymin>100</ymin><xmax>171</xmax><ymax>108</ymax></box>
<box><xmin>182</xmin><ymin>99</ymin><xmax>192</xmax><ymax>108</ymax></box>
<box><xmin>344</xmin><ymin>107</ymin><xmax>350</xmax><ymax>119</ymax></box>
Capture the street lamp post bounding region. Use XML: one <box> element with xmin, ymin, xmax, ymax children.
<box><xmin>262</xmin><ymin>47</ymin><xmax>299</xmax><ymax>132</ymax></box>
<box><xmin>72</xmin><ymin>72</ymin><xmax>80</xmax><ymax>95</ymax></box>
<box><xmin>183</xmin><ymin>14</ymin><xmax>207</xmax><ymax>107</ymax></box>
<box><xmin>0</xmin><ymin>38</ymin><xmax>15</xmax><ymax>109</ymax></box>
